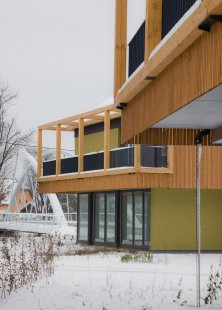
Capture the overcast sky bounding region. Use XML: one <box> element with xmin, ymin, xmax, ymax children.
<box><xmin>0</xmin><ymin>0</ymin><xmax>145</xmax><ymax>150</ymax></box>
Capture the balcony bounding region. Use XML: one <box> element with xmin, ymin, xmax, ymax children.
<box><xmin>37</xmin><ymin>104</ymin><xmax>173</xmax><ymax>194</ymax></box>
<box><xmin>41</xmin><ymin>145</ymin><xmax>170</xmax><ymax>179</ymax></box>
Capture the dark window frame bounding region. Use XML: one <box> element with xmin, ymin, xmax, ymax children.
<box><xmin>120</xmin><ymin>189</ymin><xmax>151</xmax><ymax>248</ymax></box>
<box><xmin>93</xmin><ymin>191</ymin><xmax>117</xmax><ymax>247</ymax></box>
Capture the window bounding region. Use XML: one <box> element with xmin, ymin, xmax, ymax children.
<box><xmin>121</xmin><ymin>191</ymin><xmax>150</xmax><ymax>247</ymax></box>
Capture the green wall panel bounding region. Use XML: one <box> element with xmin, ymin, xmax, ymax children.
<box><xmin>151</xmin><ymin>189</ymin><xmax>222</xmax><ymax>251</ymax></box>
<box><xmin>75</xmin><ymin>128</ymin><xmax>120</xmax><ymax>154</ymax></box>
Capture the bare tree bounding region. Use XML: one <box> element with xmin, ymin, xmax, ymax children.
<box><xmin>0</xmin><ymin>86</ymin><xmax>32</xmax><ymax>204</ymax></box>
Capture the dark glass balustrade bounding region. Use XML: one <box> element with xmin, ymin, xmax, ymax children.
<box><xmin>141</xmin><ymin>145</ymin><xmax>167</xmax><ymax>168</ymax></box>
<box><xmin>42</xmin><ymin>145</ymin><xmax>168</xmax><ymax>176</ymax></box>
<box><xmin>162</xmin><ymin>0</ymin><xmax>198</xmax><ymax>38</ymax></box>
<box><xmin>128</xmin><ymin>21</ymin><xmax>145</xmax><ymax>77</ymax></box>
<box><xmin>110</xmin><ymin>147</ymin><xmax>134</xmax><ymax>168</ymax></box>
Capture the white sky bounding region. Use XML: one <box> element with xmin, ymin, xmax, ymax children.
<box><xmin>0</xmin><ymin>0</ymin><xmax>145</xmax><ymax>150</ymax></box>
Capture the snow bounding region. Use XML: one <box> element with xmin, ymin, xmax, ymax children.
<box><xmin>118</xmin><ymin>61</ymin><xmax>145</xmax><ymax>94</ymax></box>
<box><xmin>1</xmin><ymin>240</ymin><xmax>222</xmax><ymax>310</ymax></box>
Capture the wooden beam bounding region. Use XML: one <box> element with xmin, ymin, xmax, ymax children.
<box><xmin>56</xmin><ymin>124</ymin><xmax>61</xmax><ymax>176</ymax></box>
<box><xmin>134</xmin><ymin>144</ymin><xmax>141</xmax><ymax>170</ymax></box>
<box><xmin>145</xmin><ymin>0</ymin><xmax>162</xmax><ymax>60</ymax></box>
<box><xmin>37</xmin><ymin>128</ymin><xmax>42</xmax><ymax>178</ymax></box>
<box><xmin>104</xmin><ymin>110</ymin><xmax>110</xmax><ymax>170</ymax></box>
<box><xmin>78</xmin><ymin>118</ymin><xmax>84</xmax><ymax>173</ymax></box>
<box><xmin>85</xmin><ymin>115</ymin><xmax>104</xmax><ymax>120</ymax></box>
<box><xmin>39</xmin><ymin>104</ymin><xmax>117</xmax><ymax>130</ymax></box>
<box><xmin>114</xmin><ymin>0</ymin><xmax>127</xmax><ymax>95</ymax></box>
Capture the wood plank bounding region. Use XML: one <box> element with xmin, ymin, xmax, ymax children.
<box><xmin>114</xmin><ymin>0</ymin><xmax>127</xmax><ymax>95</ymax></box>
<box><xmin>78</xmin><ymin>118</ymin><xmax>84</xmax><ymax>173</ymax></box>
<box><xmin>134</xmin><ymin>144</ymin><xmax>141</xmax><ymax>170</ymax></box>
<box><xmin>56</xmin><ymin>124</ymin><xmax>61</xmax><ymax>176</ymax></box>
<box><xmin>145</xmin><ymin>0</ymin><xmax>162</xmax><ymax>60</ymax></box>
<box><xmin>104</xmin><ymin>110</ymin><xmax>110</xmax><ymax>170</ymax></box>
<box><xmin>37</xmin><ymin>128</ymin><xmax>42</xmax><ymax>178</ymax></box>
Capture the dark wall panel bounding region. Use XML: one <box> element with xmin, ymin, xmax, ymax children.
<box><xmin>128</xmin><ymin>21</ymin><xmax>145</xmax><ymax>77</ymax></box>
<box><xmin>162</xmin><ymin>0</ymin><xmax>197</xmax><ymax>38</ymax></box>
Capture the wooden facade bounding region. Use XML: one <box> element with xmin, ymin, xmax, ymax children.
<box><xmin>129</xmin><ymin>128</ymin><xmax>211</xmax><ymax>146</ymax></box>
<box><xmin>121</xmin><ymin>22</ymin><xmax>222</xmax><ymax>142</ymax></box>
<box><xmin>39</xmin><ymin>145</ymin><xmax>222</xmax><ymax>193</ymax></box>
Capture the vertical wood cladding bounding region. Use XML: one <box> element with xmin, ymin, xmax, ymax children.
<box><xmin>39</xmin><ymin>146</ymin><xmax>222</xmax><ymax>193</ymax></box>
<box><xmin>127</xmin><ymin>128</ymin><xmax>210</xmax><ymax>146</ymax></box>
<box><xmin>121</xmin><ymin>23</ymin><xmax>222</xmax><ymax>143</ymax></box>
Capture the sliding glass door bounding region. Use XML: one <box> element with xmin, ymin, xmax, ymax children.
<box><xmin>121</xmin><ymin>191</ymin><xmax>150</xmax><ymax>247</ymax></box>
<box><xmin>121</xmin><ymin>192</ymin><xmax>133</xmax><ymax>245</ymax></box>
<box><xmin>94</xmin><ymin>192</ymin><xmax>116</xmax><ymax>244</ymax></box>
<box><xmin>78</xmin><ymin>194</ymin><xmax>89</xmax><ymax>242</ymax></box>
<box><xmin>106</xmin><ymin>193</ymin><xmax>116</xmax><ymax>243</ymax></box>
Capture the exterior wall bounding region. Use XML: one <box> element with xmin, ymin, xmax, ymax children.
<box><xmin>151</xmin><ymin>189</ymin><xmax>222</xmax><ymax>251</ymax></box>
<box><xmin>75</xmin><ymin>128</ymin><xmax>121</xmax><ymax>154</ymax></box>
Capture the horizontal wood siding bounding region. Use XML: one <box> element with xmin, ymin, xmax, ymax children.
<box><xmin>121</xmin><ymin>23</ymin><xmax>222</xmax><ymax>143</ymax></box>
<box><xmin>39</xmin><ymin>146</ymin><xmax>222</xmax><ymax>193</ymax></box>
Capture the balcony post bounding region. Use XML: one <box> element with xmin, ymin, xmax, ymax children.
<box><xmin>104</xmin><ymin>110</ymin><xmax>110</xmax><ymax>170</ymax></box>
<box><xmin>145</xmin><ymin>0</ymin><xmax>163</xmax><ymax>60</ymax></box>
<box><xmin>167</xmin><ymin>145</ymin><xmax>174</xmax><ymax>170</ymax></box>
<box><xmin>37</xmin><ymin>128</ymin><xmax>42</xmax><ymax>178</ymax></box>
<box><xmin>134</xmin><ymin>144</ymin><xmax>141</xmax><ymax>170</ymax></box>
<box><xmin>56</xmin><ymin>124</ymin><xmax>61</xmax><ymax>176</ymax></box>
<box><xmin>114</xmin><ymin>0</ymin><xmax>127</xmax><ymax>95</ymax></box>
<box><xmin>78</xmin><ymin>117</ymin><xmax>84</xmax><ymax>173</ymax></box>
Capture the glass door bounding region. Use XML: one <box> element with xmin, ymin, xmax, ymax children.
<box><xmin>121</xmin><ymin>192</ymin><xmax>133</xmax><ymax>245</ymax></box>
<box><xmin>94</xmin><ymin>192</ymin><xmax>116</xmax><ymax>245</ymax></box>
<box><xmin>121</xmin><ymin>191</ymin><xmax>151</xmax><ymax>247</ymax></box>
<box><xmin>134</xmin><ymin>192</ymin><xmax>143</xmax><ymax>246</ymax></box>
<box><xmin>94</xmin><ymin>193</ymin><xmax>105</xmax><ymax>242</ymax></box>
<box><xmin>78</xmin><ymin>194</ymin><xmax>89</xmax><ymax>242</ymax></box>
<box><xmin>106</xmin><ymin>193</ymin><xmax>116</xmax><ymax>243</ymax></box>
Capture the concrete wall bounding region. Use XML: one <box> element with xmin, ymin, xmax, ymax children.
<box><xmin>151</xmin><ymin>189</ymin><xmax>222</xmax><ymax>251</ymax></box>
<box><xmin>75</xmin><ymin>128</ymin><xmax>121</xmax><ymax>154</ymax></box>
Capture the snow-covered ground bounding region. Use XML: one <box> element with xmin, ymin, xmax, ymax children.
<box><xmin>1</xmin><ymin>240</ymin><xmax>222</xmax><ymax>310</ymax></box>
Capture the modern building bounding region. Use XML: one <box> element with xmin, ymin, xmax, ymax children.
<box><xmin>38</xmin><ymin>0</ymin><xmax>222</xmax><ymax>251</ymax></box>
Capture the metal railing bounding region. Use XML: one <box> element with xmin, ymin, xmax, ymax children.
<box><xmin>0</xmin><ymin>212</ymin><xmax>63</xmax><ymax>227</ymax></box>
<box><xmin>64</xmin><ymin>212</ymin><xmax>77</xmax><ymax>222</ymax></box>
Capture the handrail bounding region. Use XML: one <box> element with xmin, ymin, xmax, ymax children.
<box><xmin>0</xmin><ymin>212</ymin><xmax>63</xmax><ymax>227</ymax></box>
